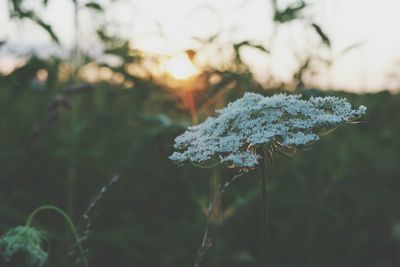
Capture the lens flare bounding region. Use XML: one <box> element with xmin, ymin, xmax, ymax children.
<box><xmin>161</xmin><ymin>53</ymin><xmax>199</xmax><ymax>80</ymax></box>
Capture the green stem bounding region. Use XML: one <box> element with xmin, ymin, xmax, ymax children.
<box><xmin>210</xmin><ymin>167</ymin><xmax>221</xmax><ymax>223</ymax></box>
<box><xmin>260</xmin><ymin>149</ymin><xmax>268</xmax><ymax>267</ymax></box>
<box><xmin>26</xmin><ymin>205</ymin><xmax>89</xmax><ymax>267</ymax></box>
<box><xmin>73</xmin><ymin>0</ymin><xmax>81</xmax><ymax>80</ymax></box>
<box><xmin>66</xmin><ymin>164</ymin><xmax>77</xmax><ymax>217</ymax></box>
<box><xmin>210</xmin><ymin>167</ymin><xmax>221</xmax><ymax>267</ymax></box>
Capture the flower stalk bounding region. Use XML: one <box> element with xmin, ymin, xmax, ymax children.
<box><xmin>26</xmin><ymin>205</ymin><xmax>89</xmax><ymax>267</ymax></box>
<box><xmin>170</xmin><ymin>92</ymin><xmax>367</xmax><ymax>266</ymax></box>
<box><xmin>260</xmin><ymin>148</ymin><xmax>268</xmax><ymax>267</ymax></box>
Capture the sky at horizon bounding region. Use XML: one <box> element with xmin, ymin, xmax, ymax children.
<box><xmin>1</xmin><ymin>0</ymin><xmax>400</xmax><ymax>93</ymax></box>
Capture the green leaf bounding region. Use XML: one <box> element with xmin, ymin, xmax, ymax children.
<box><xmin>311</xmin><ymin>23</ymin><xmax>330</xmax><ymax>47</ymax></box>
<box><xmin>338</xmin><ymin>42</ymin><xmax>363</xmax><ymax>57</ymax></box>
<box><xmin>85</xmin><ymin>2</ymin><xmax>103</xmax><ymax>11</ymax></box>
<box><xmin>274</xmin><ymin>1</ymin><xmax>307</xmax><ymax>23</ymax></box>
<box><xmin>192</xmin><ymin>33</ymin><xmax>219</xmax><ymax>44</ymax></box>
<box><xmin>233</xmin><ymin>41</ymin><xmax>269</xmax><ymax>63</ymax></box>
<box><xmin>11</xmin><ymin>0</ymin><xmax>23</xmax><ymax>10</ymax></box>
<box><xmin>9</xmin><ymin>7</ymin><xmax>60</xmax><ymax>44</ymax></box>
<box><xmin>247</xmin><ymin>43</ymin><xmax>269</xmax><ymax>54</ymax></box>
<box><xmin>35</xmin><ymin>19</ymin><xmax>60</xmax><ymax>43</ymax></box>
<box><xmin>97</xmin><ymin>29</ymin><xmax>113</xmax><ymax>42</ymax></box>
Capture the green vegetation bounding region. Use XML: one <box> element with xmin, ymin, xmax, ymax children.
<box><xmin>1</xmin><ymin>0</ymin><xmax>400</xmax><ymax>266</ymax></box>
<box><xmin>1</xmin><ymin>74</ymin><xmax>399</xmax><ymax>266</ymax></box>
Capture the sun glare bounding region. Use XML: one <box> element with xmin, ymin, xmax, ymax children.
<box><xmin>161</xmin><ymin>53</ymin><xmax>199</xmax><ymax>80</ymax></box>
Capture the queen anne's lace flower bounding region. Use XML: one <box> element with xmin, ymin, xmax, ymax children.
<box><xmin>170</xmin><ymin>93</ymin><xmax>366</xmax><ymax>168</ymax></box>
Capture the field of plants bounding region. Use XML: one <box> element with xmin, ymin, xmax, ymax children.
<box><xmin>1</xmin><ymin>1</ymin><xmax>400</xmax><ymax>267</ymax></box>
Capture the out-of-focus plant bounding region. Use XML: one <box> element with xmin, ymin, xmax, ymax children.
<box><xmin>4</xmin><ymin>0</ymin><xmax>106</xmax><ymax>84</ymax></box>
<box><xmin>266</xmin><ymin>0</ymin><xmax>337</xmax><ymax>90</ymax></box>
<box><xmin>170</xmin><ymin>92</ymin><xmax>366</xmax><ymax>266</ymax></box>
<box><xmin>8</xmin><ymin>0</ymin><xmax>60</xmax><ymax>43</ymax></box>
<box><xmin>0</xmin><ymin>205</ymin><xmax>88</xmax><ymax>267</ymax></box>
<box><xmin>0</xmin><ymin>226</ymin><xmax>48</xmax><ymax>266</ymax></box>
<box><xmin>0</xmin><ymin>174</ymin><xmax>119</xmax><ymax>266</ymax></box>
<box><xmin>7</xmin><ymin>0</ymin><xmax>104</xmax><ymax>44</ymax></box>
<box><xmin>273</xmin><ymin>0</ymin><xmax>307</xmax><ymax>24</ymax></box>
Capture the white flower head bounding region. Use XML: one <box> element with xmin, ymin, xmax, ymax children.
<box><xmin>170</xmin><ymin>93</ymin><xmax>366</xmax><ymax>168</ymax></box>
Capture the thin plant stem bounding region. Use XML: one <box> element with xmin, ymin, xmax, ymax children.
<box><xmin>210</xmin><ymin>167</ymin><xmax>221</xmax><ymax>224</ymax></box>
<box><xmin>26</xmin><ymin>205</ymin><xmax>89</xmax><ymax>267</ymax></box>
<box><xmin>66</xmin><ymin>164</ymin><xmax>77</xmax><ymax>218</ymax></box>
<box><xmin>72</xmin><ymin>0</ymin><xmax>81</xmax><ymax>80</ymax></box>
<box><xmin>194</xmin><ymin>172</ymin><xmax>243</xmax><ymax>267</ymax></box>
<box><xmin>210</xmin><ymin>167</ymin><xmax>222</xmax><ymax>267</ymax></box>
<box><xmin>187</xmin><ymin>91</ymin><xmax>198</xmax><ymax>124</ymax></box>
<box><xmin>260</xmin><ymin>148</ymin><xmax>268</xmax><ymax>267</ymax></box>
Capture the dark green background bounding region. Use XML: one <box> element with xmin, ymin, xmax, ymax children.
<box><xmin>1</xmin><ymin>76</ymin><xmax>399</xmax><ymax>267</ymax></box>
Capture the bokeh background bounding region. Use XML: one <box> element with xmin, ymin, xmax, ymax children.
<box><xmin>1</xmin><ymin>0</ymin><xmax>400</xmax><ymax>266</ymax></box>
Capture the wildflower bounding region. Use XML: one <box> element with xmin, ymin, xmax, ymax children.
<box><xmin>0</xmin><ymin>226</ymin><xmax>48</xmax><ymax>266</ymax></box>
<box><xmin>170</xmin><ymin>92</ymin><xmax>366</xmax><ymax>168</ymax></box>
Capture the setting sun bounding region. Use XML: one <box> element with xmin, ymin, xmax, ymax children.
<box><xmin>161</xmin><ymin>53</ymin><xmax>199</xmax><ymax>80</ymax></box>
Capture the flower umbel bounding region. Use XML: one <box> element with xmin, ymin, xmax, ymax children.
<box><xmin>170</xmin><ymin>93</ymin><xmax>366</xmax><ymax>168</ymax></box>
<box><xmin>0</xmin><ymin>226</ymin><xmax>48</xmax><ymax>266</ymax></box>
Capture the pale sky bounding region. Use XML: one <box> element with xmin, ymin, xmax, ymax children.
<box><xmin>1</xmin><ymin>0</ymin><xmax>400</xmax><ymax>93</ymax></box>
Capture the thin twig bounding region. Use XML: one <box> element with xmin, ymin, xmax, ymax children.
<box><xmin>27</xmin><ymin>83</ymin><xmax>92</xmax><ymax>150</ymax></box>
<box><xmin>194</xmin><ymin>172</ymin><xmax>243</xmax><ymax>267</ymax></box>
<box><xmin>64</xmin><ymin>174</ymin><xmax>120</xmax><ymax>267</ymax></box>
<box><xmin>82</xmin><ymin>175</ymin><xmax>120</xmax><ymax>220</ymax></box>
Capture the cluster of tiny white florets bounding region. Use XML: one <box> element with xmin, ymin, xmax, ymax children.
<box><xmin>170</xmin><ymin>93</ymin><xmax>366</xmax><ymax>168</ymax></box>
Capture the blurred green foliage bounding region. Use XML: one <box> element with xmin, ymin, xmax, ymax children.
<box><xmin>1</xmin><ymin>0</ymin><xmax>400</xmax><ymax>266</ymax></box>
<box><xmin>1</xmin><ymin>68</ymin><xmax>400</xmax><ymax>266</ymax></box>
